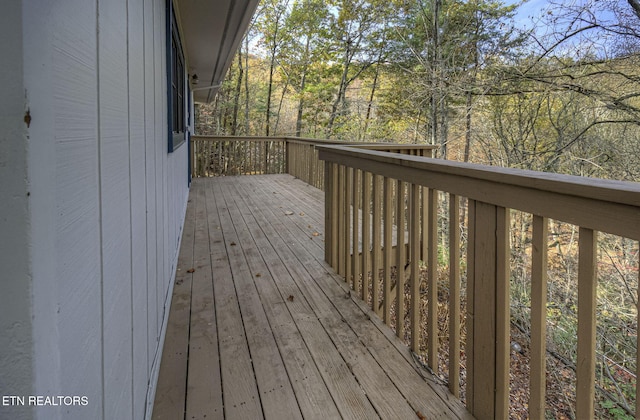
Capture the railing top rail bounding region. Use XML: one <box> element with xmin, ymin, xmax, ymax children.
<box><xmin>318</xmin><ymin>144</ymin><xmax>640</xmax><ymax>240</ymax></box>
<box><xmin>192</xmin><ymin>135</ymin><xmax>436</xmax><ymax>149</ymax></box>
<box><xmin>350</xmin><ymin>144</ymin><xmax>438</xmax><ymax>150</ymax></box>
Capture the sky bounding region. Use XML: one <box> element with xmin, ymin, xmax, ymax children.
<box><xmin>504</xmin><ymin>0</ymin><xmax>554</xmax><ymax>30</ymax></box>
<box><xmin>503</xmin><ymin>0</ymin><xmax>630</xmax><ymax>58</ymax></box>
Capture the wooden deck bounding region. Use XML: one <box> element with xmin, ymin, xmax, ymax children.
<box><xmin>151</xmin><ymin>174</ymin><xmax>471</xmax><ymax>420</ymax></box>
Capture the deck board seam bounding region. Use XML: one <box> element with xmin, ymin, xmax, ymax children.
<box><xmin>237</xmin><ymin>176</ymin><xmax>465</xmax><ymax>419</ymax></box>
<box><xmin>215</xmin><ymin>182</ymin><xmax>267</xmax><ymax>420</ymax></box>
<box><xmin>233</xmin><ymin>178</ymin><xmax>381</xmax><ymax>420</ymax></box>
<box><xmin>235</xmin><ymin>178</ymin><xmax>423</xmax><ymax>419</ymax></box>
<box><xmin>220</xmin><ymin>180</ymin><xmax>306</xmax><ymax>418</ymax></box>
<box><xmin>232</xmin><ymin>179</ymin><xmax>364</xmax><ymax>419</ymax></box>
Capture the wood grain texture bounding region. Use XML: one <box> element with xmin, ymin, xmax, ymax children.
<box><xmin>384</xmin><ymin>177</ymin><xmax>394</xmax><ymax>327</ymax></box>
<box><xmin>530</xmin><ymin>215</ymin><xmax>548</xmax><ymax>420</ymax></box>
<box><xmin>427</xmin><ymin>188</ymin><xmax>438</xmax><ymax>364</ymax></box>
<box><xmin>465</xmin><ymin>200</ymin><xmax>476</xmax><ymax>413</ymax></box>
<box><xmin>448</xmin><ymin>194</ymin><xmax>461</xmax><ymax>397</ymax></box>
<box><xmin>209</xmin><ymin>183</ymin><xmax>264</xmax><ymax>420</ymax></box>
<box><xmin>361</xmin><ymin>171</ymin><xmax>372</xmax><ymax>302</ymax></box>
<box><xmin>395</xmin><ymin>180</ymin><xmax>406</xmax><ymax>337</ymax></box>
<box><xmin>471</xmin><ymin>201</ymin><xmax>497</xmax><ymax>419</ymax></box>
<box><xmin>352</xmin><ymin>169</ymin><xmax>361</xmax><ymax>294</ymax></box>
<box><xmin>218</xmin><ymin>183</ymin><xmax>302</xmax><ymax>420</ymax></box>
<box><xmin>154</xmin><ymin>175</ymin><xmax>470</xmax><ymax>419</ymax></box>
<box><xmin>409</xmin><ymin>184</ymin><xmax>421</xmax><ymax>353</ymax></box>
<box><xmin>318</xmin><ymin>146</ymin><xmax>640</xmax><ymax>240</ymax></box>
<box><xmin>185</xmin><ymin>185</ymin><xmax>223</xmax><ymax>420</ymax></box>
<box><xmin>495</xmin><ymin>206</ymin><xmax>510</xmax><ymax>420</ymax></box>
<box><xmin>372</xmin><ymin>175</ymin><xmax>382</xmax><ymax>316</ymax></box>
<box><xmin>577</xmin><ymin>228</ymin><xmax>597</xmax><ymax>419</ymax></box>
<box><xmin>345</xmin><ymin>167</ymin><xmax>353</xmax><ymax>285</ymax></box>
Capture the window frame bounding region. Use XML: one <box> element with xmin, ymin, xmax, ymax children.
<box><xmin>167</xmin><ymin>1</ymin><xmax>186</xmax><ymax>153</ymax></box>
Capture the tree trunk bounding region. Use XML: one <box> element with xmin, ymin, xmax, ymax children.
<box><xmin>265</xmin><ymin>22</ymin><xmax>280</xmax><ymax>136</ymax></box>
<box><xmin>244</xmin><ymin>36</ymin><xmax>250</xmax><ymax>135</ymax></box>
<box><xmin>363</xmin><ymin>55</ymin><xmax>382</xmax><ymax>141</ymax></box>
<box><xmin>295</xmin><ymin>37</ymin><xmax>311</xmax><ymax>137</ymax></box>
<box><xmin>232</xmin><ymin>51</ymin><xmax>243</xmax><ymax>136</ymax></box>
<box><xmin>326</xmin><ymin>45</ymin><xmax>352</xmax><ymax>137</ymax></box>
<box><xmin>273</xmin><ymin>79</ymin><xmax>289</xmax><ymax>135</ymax></box>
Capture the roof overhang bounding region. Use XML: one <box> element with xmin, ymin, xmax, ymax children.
<box><xmin>175</xmin><ymin>0</ymin><xmax>259</xmax><ymax>103</ymax></box>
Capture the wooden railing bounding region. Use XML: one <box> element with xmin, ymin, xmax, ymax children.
<box><xmin>318</xmin><ymin>145</ymin><xmax>640</xmax><ymax>420</ymax></box>
<box><xmin>192</xmin><ymin>136</ymin><xmax>287</xmax><ymax>177</ymax></box>
<box><xmin>192</xmin><ymin>136</ymin><xmax>435</xmax><ymax>190</ymax></box>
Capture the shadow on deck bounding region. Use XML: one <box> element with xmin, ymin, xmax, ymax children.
<box><xmin>151</xmin><ymin>174</ymin><xmax>471</xmax><ymax>420</ymax></box>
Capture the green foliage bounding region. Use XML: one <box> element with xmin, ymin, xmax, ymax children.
<box><xmin>601</xmin><ymin>400</ymin><xmax>634</xmax><ymax>420</ymax></box>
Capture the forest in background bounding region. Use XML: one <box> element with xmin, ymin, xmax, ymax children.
<box><xmin>196</xmin><ymin>0</ymin><xmax>640</xmax><ymax>417</ymax></box>
<box><xmin>197</xmin><ymin>0</ymin><xmax>640</xmax><ymax>182</ymax></box>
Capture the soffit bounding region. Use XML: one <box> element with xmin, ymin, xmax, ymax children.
<box><xmin>176</xmin><ymin>0</ymin><xmax>258</xmax><ymax>103</ymax></box>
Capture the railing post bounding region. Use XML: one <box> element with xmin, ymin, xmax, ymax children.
<box><xmin>466</xmin><ymin>200</ymin><xmax>510</xmax><ymax>420</ymax></box>
<box><xmin>285</xmin><ymin>139</ymin><xmax>290</xmax><ymax>175</ymax></box>
<box><xmin>324</xmin><ymin>162</ymin><xmax>340</xmax><ymax>270</ymax></box>
<box><xmin>372</xmin><ymin>175</ymin><xmax>382</xmax><ymax>316</ymax></box>
<box><xmin>395</xmin><ymin>180</ymin><xmax>406</xmax><ymax>333</ymax></box>
<box><xmin>337</xmin><ymin>166</ymin><xmax>346</xmax><ymax>277</ymax></box>
<box><xmin>530</xmin><ymin>215</ymin><xmax>548</xmax><ymax>419</ymax></box>
<box><xmin>577</xmin><ymin>228</ymin><xmax>597</xmax><ymax>419</ymax></box>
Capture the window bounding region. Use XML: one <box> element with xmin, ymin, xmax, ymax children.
<box><xmin>167</xmin><ymin>2</ymin><xmax>186</xmax><ymax>152</ymax></box>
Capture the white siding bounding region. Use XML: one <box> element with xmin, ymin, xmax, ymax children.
<box><xmin>2</xmin><ymin>0</ymin><xmax>191</xmax><ymax>419</ymax></box>
<box><xmin>0</xmin><ymin>2</ymin><xmax>33</xmax><ymax>420</ymax></box>
<box><xmin>128</xmin><ymin>1</ymin><xmax>149</xmax><ymax>419</ymax></box>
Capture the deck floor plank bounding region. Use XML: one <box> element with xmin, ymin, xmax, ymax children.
<box><xmin>237</xmin><ymin>177</ymin><xmax>455</xmax><ymax>419</ymax></box>
<box><xmin>185</xmin><ymin>183</ymin><xmax>224</xmax><ymax>420</ymax></box>
<box><xmin>221</xmin><ymin>180</ymin><xmax>345</xmax><ymax>420</ymax></box>
<box><xmin>205</xmin><ymin>180</ymin><xmax>264</xmax><ymax>420</ymax></box>
<box><xmin>215</xmin><ymin>181</ymin><xmax>303</xmax><ymax>420</ymax></box>
<box><xmin>152</xmin><ymin>181</ymin><xmax>196</xmax><ymax>420</ymax></box>
<box><xmin>153</xmin><ymin>175</ymin><xmax>472</xmax><ymax>420</ymax></box>
<box><xmin>232</xmin><ymin>180</ymin><xmax>381</xmax><ymax>420</ymax></box>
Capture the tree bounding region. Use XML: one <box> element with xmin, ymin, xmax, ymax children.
<box><xmin>256</xmin><ymin>0</ymin><xmax>292</xmax><ymax>136</ymax></box>
<box><xmin>279</xmin><ymin>0</ymin><xmax>331</xmax><ymax>137</ymax></box>
<box><xmin>324</xmin><ymin>0</ymin><xmax>394</xmax><ymax>138</ymax></box>
<box><xmin>391</xmin><ymin>0</ymin><xmax>521</xmax><ymax>158</ymax></box>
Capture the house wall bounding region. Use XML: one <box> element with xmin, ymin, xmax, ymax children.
<box><xmin>0</xmin><ymin>0</ymin><xmax>189</xmax><ymax>419</ymax></box>
<box><xmin>0</xmin><ymin>1</ymin><xmax>34</xmax><ymax>419</ymax></box>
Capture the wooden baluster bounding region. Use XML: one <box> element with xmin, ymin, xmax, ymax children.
<box><xmin>324</xmin><ymin>162</ymin><xmax>337</xmax><ymax>268</ymax></box>
<box><xmin>466</xmin><ymin>200</ymin><xmax>509</xmax><ymax>419</ymax></box>
<box><xmin>449</xmin><ymin>194</ymin><xmax>461</xmax><ymax>397</ymax></box>
<box><xmin>427</xmin><ymin>188</ymin><xmax>438</xmax><ymax>364</ymax></box>
<box><xmin>383</xmin><ymin>177</ymin><xmax>393</xmax><ymax>325</ymax></box>
<box><xmin>466</xmin><ymin>199</ymin><xmax>476</xmax><ymax>414</ymax></box>
<box><xmin>372</xmin><ymin>175</ymin><xmax>382</xmax><ymax>316</ymax></box>
<box><xmin>409</xmin><ymin>184</ymin><xmax>421</xmax><ymax>352</ymax></box>
<box><xmin>472</xmin><ymin>200</ymin><xmax>496</xmax><ymax>419</ymax></box>
<box><xmin>530</xmin><ymin>215</ymin><xmax>548</xmax><ymax>420</ymax></box>
<box><xmin>577</xmin><ymin>228</ymin><xmax>597</xmax><ymax>419</ymax></box>
<box><xmin>362</xmin><ymin>172</ymin><xmax>372</xmax><ymax>302</ymax></box>
<box><xmin>337</xmin><ymin>166</ymin><xmax>345</xmax><ymax>277</ymax></box>
<box><xmin>309</xmin><ymin>144</ymin><xmax>314</xmax><ymax>186</ymax></box>
<box><xmin>496</xmin><ymin>207</ymin><xmax>510</xmax><ymax>419</ymax></box>
<box><xmin>395</xmin><ymin>180</ymin><xmax>406</xmax><ymax>335</ymax></box>
<box><xmin>345</xmin><ymin>168</ymin><xmax>353</xmax><ymax>284</ymax></box>
<box><xmin>421</xmin><ymin>179</ymin><xmax>429</xmax><ymax>265</ymax></box>
<box><xmin>352</xmin><ymin>169</ymin><xmax>361</xmax><ymax>293</ymax></box>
